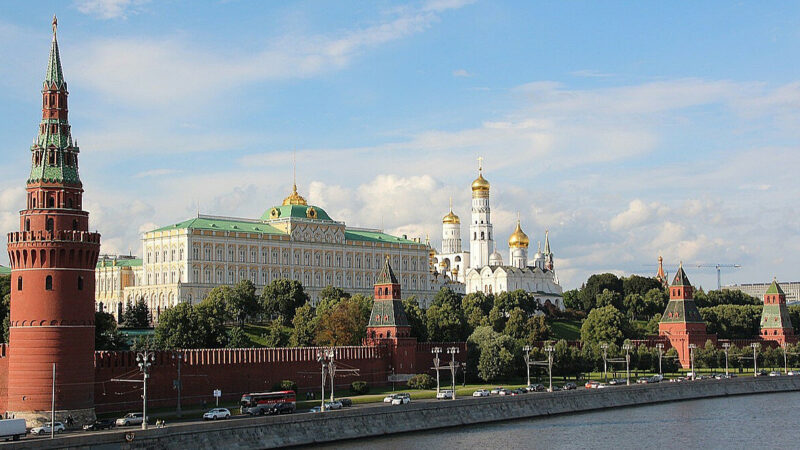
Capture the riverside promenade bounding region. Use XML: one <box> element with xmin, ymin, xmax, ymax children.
<box><xmin>7</xmin><ymin>375</ymin><xmax>800</xmax><ymax>449</ymax></box>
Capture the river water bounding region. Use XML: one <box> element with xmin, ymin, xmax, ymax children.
<box><xmin>316</xmin><ymin>391</ymin><xmax>799</xmax><ymax>449</ymax></box>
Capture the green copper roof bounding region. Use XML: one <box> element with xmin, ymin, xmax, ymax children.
<box><xmin>152</xmin><ymin>217</ymin><xmax>284</xmax><ymax>235</ymax></box>
<box><xmin>671</xmin><ymin>265</ymin><xmax>691</xmax><ymax>287</ymax></box>
<box><xmin>0</xmin><ymin>265</ymin><xmax>11</xmax><ymax>276</ymax></box>
<box><xmin>345</xmin><ymin>230</ymin><xmax>420</xmax><ymax>245</ymax></box>
<box><xmin>765</xmin><ymin>279</ymin><xmax>785</xmax><ymax>295</ymax></box>
<box><xmin>376</xmin><ymin>258</ymin><xmax>399</xmax><ymax>285</ymax></box>
<box><xmin>761</xmin><ymin>303</ymin><xmax>793</xmax><ymax>330</ymax></box>
<box><xmin>45</xmin><ymin>25</ymin><xmax>65</xmax><ymax>89</ymax></box>
<box><xmin>97</xmin><ymin>258</ymin><xmax>142</xmax><ymax>268</ymax></box>
<box><xmin>368</xmin><ymin>299</ymin><xmax>410</xmax><ymax>328</ymax></box>
<box><xmin>660</xmin><ymin>298</ymin><xmax>705</xmax><ymax>323</ymax></box>
<box><xmin>261</xmin><ymin>204</ymin><xmax>333</xmax><ymax>221</ymax></box>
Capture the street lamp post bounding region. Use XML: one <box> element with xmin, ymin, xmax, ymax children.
<box><xmin>544</xmin><ymin>344</ymin><xmax>555</xmax><ymax>392</ymax></box>
<box><xmin>600</xmin><ymin>343</ymin><xmax>609</xmax><ymax>383</ymax></box>
<box><xmin>136</xmin><ymin>350</ymin><xmax>155</xmax><ymax>430</ymax></box>
<box><xmin>688</xmin><ymin>344</ymin><xmax>697</xmax><ymax>381</ymax></box>
<box><xmin>316</xmin><ymin>349</ymin><xmax>331</xmax><ymax>412</ymax></box>
<box><xmin>523</xmin><ymin>345</ymin><xmax>532</xmax><ymax>387</ymax></box>
<box><xmin>722</xmin><ymin>343</ymin><xmax>731</xmax><ymax>377</ymax></box>
<box><xmin>783</xmin><ymin>343</ymin><xmax>789</xmax><ymax>375</ymax></box>
<box><xmin>447</xmin><ymin>347</ymin><xmax>459</xmax><ymax>399</ymax></box>
<box><xmin>623</xmin><ymin>344</ymin><xmax>632</xmax><ymax>386</ymax></box>
<box><xmin>432</xmin><ymin>347</ymin><xmax>442</xmax><ymax>395</ymax></box>
<box><xmin>328</xmin><ymin>350</ymin><xmax>336</xmax><ymax>403</ymax></box>
<box><xmin>751</xmin><ymin>342</ymin><xmax>761</xmax><ymax>377</ymax></box>
<box><xmin>655</xmin><ymin>343</ymin><xmax>664</xmax><ymax>375</ymax></box>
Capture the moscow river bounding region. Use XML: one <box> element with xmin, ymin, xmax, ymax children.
<box><xmin>314</xmin><ymin>391</ymin><xmax>800</xmax><ymax>449</ymax></box>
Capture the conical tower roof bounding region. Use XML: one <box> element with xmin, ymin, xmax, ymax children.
<box><xmin>376</xmin><ymin>257</ymin><xmax>399</xmax><ymax>284</ymax></box>
<box><xmin>671</xmin><ymin>263</ymin><xmax>691</xmax><ymax>287</ymax></box>
<box><xmin>765</xmin><ymin>278</ymin><xmax>785</xmax><ymax>295</ymax></box>
<box><xmin>45</xmin><ymin>15</ymin><xmax>65</xmax><ymax>89</ymax></box>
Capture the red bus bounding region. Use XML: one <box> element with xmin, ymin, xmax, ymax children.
<box><xmin>240</xmin><ymin>391</ymin><xmax>296</xmax><ymax>415</ymax></box>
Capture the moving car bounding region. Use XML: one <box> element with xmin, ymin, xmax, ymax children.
<box><xmin>391</xmin><ymin>394</ymin><xmax>411</xmax><ymax>405</ymax></box>
<box><xmin>528</xmin><ymin>384</ymin><xmax>546</xmax><ymax>392</ymax></box>
<box><xmin>83</xmin><ymin>418</ymin><xmax>116</xmax><ymax>431</ymax></box>
<box><xmin>325</xmin><ymin>401</ymin><xmax>343</xmax><ymax>410</ymax></box>
<box><xmin>498</xmin><ymin>388</ymin><xmax>513</xmax><ymax>396</ymax></box>
<box><xmin>636</xmin><ymin>377</ymin><xmax>650</xmax><ymax>384</ymax></box>
<box><xmin>585</xmin><ymin>381</ymin><xmax>600</xmax><ymax>389</ymax></box>
<box><xmin>472</xmin><ymin>389</ymin><xmax>490</xmax><ymax>397</ymax></box>
<box><xmin>0</xmin><ymin>419</ymin><xmax>27</xmax><ymax>441</ymax></box>
<box><xmin>490</xmin><ymin>387</ymin><xmax>504</xmax><ymax>395</ymax></box>
<box><xmin>30</xmin><ymin>422</ymin><xmax>65</xmax><ymax>435</ymax></box>
<box><xmin>563</xmin><ymin>382</ymin><xmax>577</xmax><ymax>390</ymax></box>
<box><xmin>339</xmin><ymin>398</ymin><xmax>353</xmax><ymax>407</ymax></box>
<box><xmin>756</xmin><ymin>370</ymin><xmax>769</xmax><ymax>377</ymax></box>
<box><xmin>309</xmin><ymin>406</ymin><xmax>323</xmax><ymax>413</ymax></box>
<box><xmin>512</xmin><ymin>388</ymin><xmax>526</xmax><ymax>395</ymax></box>
<box><xmin>608</xmin><ymin>378</ymin><xmax>626</xmax><ymax>386</ymax></box>
<box><xmin>436</xmin><ymin>390</ymin><xmax>454</xmax><ymax>400</ymax></box>
<box><xmin>596</xmin><ymin>383</ymin><xmax>609</xmax><ymax>389</ymax></box>
<box><xmin>649</xmin><ymin>374</ymin><xmax>664</xmax><ymax>383</ymax></box>
<box><xmin>203</xmin><ymin>408</ymin><xmax>231</xmax><ymax>420</ymax></box>
<box><xmin>788</xmin><ymin>371</ymin><xmax>798</xmax><ymax>376</ymax></box>
<box><xmin>267</xmin><ymin>403</ymin><xmax>295</xmax><ymax>415</ymax></box>
<box><xmin>769</xmin><ymin>371</ymin><xmax>781</xmax><ymax>377</ymax></box>
<box><xmin>383</xmin><ymin>394</ymin><xmax>397</xmax><ymax>403</ymax></box>
<box><xmin>115</xmin><ymin>413</ymin><xmax>145</xmax><ymax>427</ymax></box>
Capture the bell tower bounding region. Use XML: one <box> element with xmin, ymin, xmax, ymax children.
<box><xmin>5</xmin><ymin>17</ymin><xmax>101</xmax><ymax>425</ymax></box>
<box><xmin>469</xmin><ymin>157</ymin><xmax>493</xmax><ymax>269</ymax></box>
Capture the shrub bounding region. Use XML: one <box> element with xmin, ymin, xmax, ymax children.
<box><xmin>350</xmin><ymin>381</ymin><xmax>368</xmax><ymax>394</ymax></box>
<box><xmin>406</xmin><ymin>373</ymin><xmax>435</xmax><ymax>390</ymax></box>
<box><xmin>273</xmin><ymin>380</ymin><xmax>297</xmax><ymax>392</ymax></box>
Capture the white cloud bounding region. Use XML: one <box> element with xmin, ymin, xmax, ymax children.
<box><xmin>609</xmin><ymin>199</ymin><xmax>666</xmax><ymax>232</ymax></box>
<box><xmin>452</xmin><ymin>69</ymin><xmax>472</xmax><ymax>77</ymax></box>
<box><xmin>74</xmin><ymin>0</ymin><xmax>150</xmax><ymax>20</ymax></box>
<box><xmin>569</xmin><ymin>69</ymin><xmax>613</xmax><ymax>78</ymax></box>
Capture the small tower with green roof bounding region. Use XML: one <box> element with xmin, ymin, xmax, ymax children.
<box><xmin>760</xmin><ymin>279</ymin><xmax>796</xmax><ymax>344</ymax></box>
<box><xmin>659</xmin><ymin>264</ymin><xmax>716</xmax><ymax>368</ymax></box>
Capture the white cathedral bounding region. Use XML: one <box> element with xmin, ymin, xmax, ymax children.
<box><xmin>431</xmin><ymin>162</ymin><xmax>564</xmax><ymax>310</ymax></box>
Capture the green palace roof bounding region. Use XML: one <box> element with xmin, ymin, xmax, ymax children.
<box><xmin>0</xmin><ymin>266</ymin><xmax>11</xmax><ymax>276</ymax></box>
<box><xmin>345</xmin><ymin>230</ymin><xmax>419</xmax><ymax>244</ymax></box>
<box><xmin>152</xmin><ymin>217</ymin><xmax>284</xmax><ymax>235</ymax></box>
<box><xmin>97</xmin><ymin>258</ymin><xmax>142</xmax><ymax>268</ymax></box>
<box><xmin>261</xmin><ymin>204</ymin><xmax>334</xmax><ymax>221</ymax></box>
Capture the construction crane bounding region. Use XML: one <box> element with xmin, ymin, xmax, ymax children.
<box><xmin>695</xmin><ymin>264</ymin><xmax>742</xmax><ymax>290</ymax></box>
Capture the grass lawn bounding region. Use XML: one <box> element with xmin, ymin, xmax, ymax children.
<box><xmin>550</xmin><ymin>320</ymin><xmax>581</xmax><ymax>340</ymax></box>
<box><xmin>242</xmin><ymin>323</ymin><xmax>273</xmax><ymax>346</ymax></box>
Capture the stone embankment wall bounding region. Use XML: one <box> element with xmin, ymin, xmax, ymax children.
<box><xmin>10</xmin><ymin>376</ymin><xmax>800</xmax><ymax>450</ymax></box>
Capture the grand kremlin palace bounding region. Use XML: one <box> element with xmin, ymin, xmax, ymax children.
<box><xmin>96</xmin><ymin>184</ymin><xmax>432</xmax><ymax>320</ymax></box>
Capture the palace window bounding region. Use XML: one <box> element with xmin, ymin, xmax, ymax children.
<box><xmin>179</xmin><ymin>248</ymin><xmax>184</xmax><ymax>260</ymax></box>
<box><xmin>251</xmin><ymin>250</ymin><xmax>257</xmax><ymax>263</ymax></box>
<box><xmin>193</xmin><ymin>247</ymin><xmax>199</xmax><ymax>260</ymax></box>
<box><xmin>239</xmin><ymin>250</ymin><xmax>245</xmax><ymax>262</ymax></box>
<box><xmin>217</xmin><ymin>249</ymin><xmax>223</xmax><ymax>261</ymax></box>
<box><xmin>228</xmin><ymin>249</ymin><xmax>234</xmax><ymax>261</ymax></box>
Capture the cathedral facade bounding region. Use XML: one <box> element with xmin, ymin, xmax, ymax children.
<box><xmin>432</xmin><ymin>162</ymin><xmax>564</xmax><ymax>310</ymax></box>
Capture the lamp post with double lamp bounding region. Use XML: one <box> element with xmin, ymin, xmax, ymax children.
<box><xmin>432</xmin><ymin>347</ymin><xmax>442</xmax><ymax>395</ymax></box>
<box><xmin>136</xmin><ymin>350</ymin><xmax>155</xmax><ymax>430</ymax></box>
<box><xmin>688</xmin><ymin>344</ymin><xmax>697</xmax><ymax>381</ymax></box>
<box><xmin>600</xmin><ymin>343</ymin><xmax>609</xmax><ymax>383</ymax></box>
<box><xmin>447</xmin><ymin>347</ymin><xmax>459</xmax><ymax>399</ymax></box>
<box><xmin>523</xmin><ymin>345</ymin><xmax>532</xmax><ymax>387</ymax></box>
<box><xmin>655</xmin><ymin>343</ymin><xmax>664</xmax><ymax>375</ymax></box>
<box><xmin>722</xmin><ymin>343</ymin><xmax>731</xmax><ymax>377</ymax></box>
<box><xmin>782</xmin><ymin>342</ymin><xmax>789</xmax><ymax>375</ymax></box>
<box><xmin>544</xmin><ymin>344</ymin><xmax>555</xmax><ymax>392</ymax></box>
<box><xmin>623</xmin><ymin>344</ymin><xmax>633</xmax><ymax>386</ymax></box>
<box><xmin>171</xmin><ymin>351</ymin><xmax>183</xmax><ymax>418</ymax></box>
<box><xmin>751</xmin><ymin>342</ymin><xmax>761</xmax><ymax>377</ymax></box>
<box><xmin>316</xmin><ymin>349</ymin><xmax>332</xmax><ymax>412</ymax></box>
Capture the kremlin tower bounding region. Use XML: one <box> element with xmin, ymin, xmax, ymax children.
<box><xmin>5</xmin><ymin>17</ymin><xmax>100</xmax><ymax>424</ymax></box>
<box><xmin>469</xmin><ymin>158</ymin><xmax>493</xmax><ymax>268</ymax></box>
<box><xmin>759</xmin><ymin>279</ymin><xmax>796</xmax><ymax>345</ymax></box>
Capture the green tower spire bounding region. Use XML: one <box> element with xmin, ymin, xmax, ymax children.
<box><xmin>45</xmin><ymin>15</ymin><xmax>65</xmax><ymax>89</ymax></box>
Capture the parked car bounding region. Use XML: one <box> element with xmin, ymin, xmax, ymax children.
<box><xmin>636</xmin><ymin>377</ymin><xmax>650</xmax><ymax>384</ymax></box>
<box><xmin>383</xmin><ymin>394</ymin><xmax>396</xmax><ymax>403</ymax></box>
<box><xmin>83</xmin><ymin>418</ymin><xmax>116</xmax><ymax>431</ymax></box>
<box><xmin>530</xmin><ymin>384</ymin><xmax>546</xmax><ymax>392</ymax></box>
<box><xmin>769</xmin><ymin>371</ymin><xmax>781</xmax><ymax>377</ymax></box>
<box><xmin>550</xmin><ymin>385</ymin><xmax>562</xmax><ymax>392</ymax></box>
<box><xmin>596</xmin><ymin>383</ymin><xmax>609</xmax><ymax>389</ymax></box>
<box><xmin>512</xmin><ymin>388</ymin><xmax>526</xmax><ymax>396</ymax></box>
<box><xmin>649</xmin><ymin>374</ymin><xmax>664</xmax><ymax>383</ymax></box>
<box><xmin>203</xmin><ymin>408</ymin><xmax>231</xmax><ymax>420</ymax></box>
<box><xmin>436</xmin><ymin>390</ymin><xmax>454</xmax><ymax>400</ymax></box>
<box><xmin>498</xmin><ymin>388</ymin><xmax>513</xmax><ymax>396</ymax></box>
<box><xmin>788</xmin><ymin>371</ymin><xmax>798</xmax><ymax>376</ymax></box>
<box><xmin>309</xmin><ymin>406</ymin><xmax>323</xmax><ymax>413</ymax></box>
<box><xmin>490</xmin><ymin>387</ymin><xmax>504</xmax><ymax>395</ymax></box>
<box><xmin>472</xmin><ymin>389</ymin><xmax>490</xmax><ymax>397</ymax></box>
<box><xmin>608</xmin><ymin>378</ymin><xmax>626</xmax><ymax>386</ymax></box>
<box><xmin>267</xmin><ymin>403</ymin><xmax>295</xmax><ymax>415</ymax></box>
<box><xmin>756</xmin><ymin>370</ymin><xmax>769</xmax><ymax>377</ymax></box>
<box><xmin>0</xmin><ymin>419</ymin><xmax>27</xmax><ymax>441</ymax></box>
<box><xmin>325</xmin><ymin>401</ymin><xmax>343</xmax><ymax>410</ymax></box>
<box><xmin>30</xmin><ymin>422</ymin><xmax>65</xmax><ymax>435</ymax></box>
<box><xmin>115</xmin><ymin>413</ymin><xmax>145</xmax><ymax>427</ymax></box>
<box><xmin>585</xmin><ymin>381</ymin><xmax>600</xmax><ymax>389</ymax></box>
<box><xmin>563</xmin><ymin>382</ymin><xmax>577</xmax><ymax>390</ymax></box>
<box><xmin>391</xmin><ymin>395</ymin><xmax>411</xmax><ymax>405</ymax></box>
<box><xmin>339</xmin><ymin>398</ymin><xmax>353</xmax><ymax>407</ymax></box>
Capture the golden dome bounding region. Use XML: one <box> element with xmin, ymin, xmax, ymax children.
<box><xmin>508</xmin><ymin>220</ymin><xmax>530</xmax><ymax>248</ymax></box>
<box><xmin>443</xmin><ymin>209</ymin><xmax>460</xmax><ymax>224</ymax></box>
<box><xmin>282</xmin><ymin>183</ymin><xmax>308</xmax><ymax>206</ymax></box>
<box><xmin>471</xmin><ymin>172</ymin><xmax>490</xmax><ymax>192</ymax></box>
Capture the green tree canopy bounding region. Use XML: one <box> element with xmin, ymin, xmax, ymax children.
<box><xmin>261</xmin><ymin>279</ymin><xmax>309</xmax><ymax>325</ymax></box>
<box><xmin>426</xmin><ymin>302</ymin><xmax>467</xmax><ymax>342</ymax></box>
<box><xmin>227</xmin><ymin>280</ymin><xmax>260</xmax><ymax>326</ymax></box>
<box><xmin>315</xmin><ymin>296</ymin><xmax>371</xmax><ymax>346</ymax></box>
<box><xmin>154</xmin><ymin>303</ymin><xmax>209</xmax><ymax>349</ymax></box>
<box><xmin>622</xmin><ymin>275</ymin><xmax>664</xmax><ymax>297</ymax></box>
<box><xmin>579</xmin><ymin>273</ymin><xmax>623</xmax><ymax>311</ymax></box>
<box><xmin>95</xmin><ymin>311</ymin><xmax>126</xmax><ymax>351</ymax></box>
<box><xmin>402</xmin><ymin>296</ymin><xmax>428</xmax><ymax>341</ymax></box>
<box><xmin>432</xmin><ymin>287</ymin><xmax>462</xmax><ymax>310</ymax></box>
<box><xmin>580</xmin><ymin>305</ymin><xmax>631</xmax><ymax>345</ymax></box>
<box><xmin>694</xmin><ymin>289</ymin><xmax>760</xmax><ymax>308</ymax></box>
<box><xmin>699</xmin><ymin>304</ymin><xmax>761</xmax><ymax>339</ymax></box>
<box><xmin>121</xmin><ymin>298</ymin><xmax>151</xmax><ymax>328</ymax></box>
<box><xmin>289</xmin><ymin>302</ymin><xmax>317</xmax><ymax>347</ymax></box>
<box><xmin>562</xmin><ymin>289</ymin><xmax>581</xmax><ymax>310</ymax></box>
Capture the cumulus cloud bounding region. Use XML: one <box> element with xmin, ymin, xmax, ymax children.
<box><xmin>74</xmin><ymin>0</ymin><xmax>150</xmax><ymax>19</ymax></box>
<box><xmin>452</xmin><ymin>69</ymin><xmax>472</xmax><ymax>77</ymax></box>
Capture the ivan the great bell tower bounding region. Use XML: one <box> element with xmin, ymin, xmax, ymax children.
<box><xmin>5</xmin><ymin>17</ymin><xmax>100</xmax><ymax>424</ymax></box>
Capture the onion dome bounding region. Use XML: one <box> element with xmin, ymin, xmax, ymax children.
<box><xmin>282</xmin><ymin>183</ymin><xmax>308</xmax><ymax>206</ymax></box>
<box><xmin>508</xmin><ymin>220</ymin><xmax>530</xmax><ymax>248</ymax></box>
<box><xmin>443</xmin><ymin>209</ymin><xmax>460</xmax><ymax>224</ymax></box>
<box><xmin>471</xmin><ymin>172</ymin><xmax>490</xmax><ymax>192</ymax></box>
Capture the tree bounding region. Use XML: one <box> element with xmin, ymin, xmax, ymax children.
<box><xmin>259</xmin><ymin>320</ymin><xmax>291</xmax><ymax>347</ymax></box>
<box><xmin>1</xmin><ymin>293</ymin><xmax>9</xmax><ymax>343</ymax></box>
<box><xmin>463</xmin><ymin>292</ymin><xmax>493</xmax><ymax>328</ymax></box>
<box><xmin>504</xmin><ymin>307</ymin><xmax>528</xmax><ymax>340</ymax></box>
<box><xmin>432</xmin><ymin>287</ymin><xmax>462</xmax><ymax>309</ymax></box>
<box><xmin>525</xmin><ymin>315</ymin><xmax>551</xmax><ymax>342</ymax></box>
<box><xmin>203</xmin><ymin>286</ymin><xmax>234</xmax><ymax>322</ymax></box>
<box><xmin>562</xmin><ymin>289</ymin><xmax>581</xmax><ymax>310</ymax></box>
<box><xmin>319</xmin><ymin>286</ymin><xmax>350</xmax><ymax>305</ymax></box>
<box><xmin>478</xmin><ymin>340</ymin><xmax>514</xmax><ymax>381</ymax></box>
<box><xmin>261</xmin><ymin>279</ymin><xmax>309</xmax><ymax>325</ymax></box>
<box><xmin>580</xmin><ymin>305</ymin><xmax>631</xmax><ymax>345</ymax></box>
<box><xmin>227</xmin><ymin>326</ymin><xmax>252</xmax><ymax>348</ymax></box>
<box><xmin>402</xmin><ymin>296</ymin><xmax>428</xmax><ymax>341</ymax></box>
<box><xmin>121</xmin><ymin>298</ymin><xmax>151</xmax><ymax>328</ymax></box>
<box><xmin>623</xmin><ymin>275</ymin><xmax>664</xmax><ymax>297</ymax></box>
<box><xmin>643</xmin><ymin>288</ymin><xmax>669</xmax><ymax>318</ymax></box>
<box><xmin>154</xmin><ymin>303</ymin><xmax>208</xmax><ymax>349</ymax></box>
<box><xmin>289</xmin><ymin>302</ymin><xmax>317</xmax><ymax>347</ymax></box>
<box><xmin>195</xmin><ymin>297</ymin><xmax>230</xmax><ymax>348</ymax></box>
<box><xmin>595</xmin><ymin>289</ymin><xmax>623</xmax><ymax>311</ymax></box>
<box><xmin>695</xmin><ymin>289</ymin><xmax>760</xmax><ymax>308</ymax></box>
<box><xmin>95</xmin><ymin>311</ymin><xmax>126</xmax><ymax>351</ymax></box>
<box><xmin>579</xmin><ymin>273</ymin><xmax>623</xmax><ymax>311</ymax></box>
<box><xmin>699</xmin><ymin>305</ymin><xmax>761</xmax><ymax>339</ymax></box>
<box><xmin>425</xmin><ymin>302</ymin><xmax>467</xmax><ymax>342</ymax></box>
<box><xmin>315</xmin><ymin>297</ymin><xmax>370</xmax><ymax>346</ymax></box>
<box><xmin>227</xmin><ymin>280</ymin><xmax>260</xmax><ymax>326</ymax></box>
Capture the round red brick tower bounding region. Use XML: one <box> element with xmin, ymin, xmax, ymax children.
<box><xmin>5</xmin><ymin>17</ymin><xmax>100</xmax><ymax>425</ymax></box>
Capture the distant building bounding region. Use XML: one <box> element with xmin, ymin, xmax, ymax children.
<box><xmin>95</xmin><ymin>254</ymin><xmax>142</xmax><ymax>320</ymax></box>
<box><xmin>724</xmin><ymin>281</ymin><xmax>800</xmax><ymax>305</ymax></box>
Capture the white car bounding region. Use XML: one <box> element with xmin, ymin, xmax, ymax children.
<box><xmin>325</xmin><ymin>401</ymin><xmax>343</xmax><ymax>410</ymax></box>
<box><xmin>383</xmin><ymin>394</ymin><xmax>396</xmax><ymax>403</ymax></box>
<box><xmin>490</xmin><ymin>387</ymin><xmax>503</xmax><ymax>395</ymax></box>
<box><xmin>30</xmin><ymin>422</ymin><xmax>65</xmax><ymax>435</ymax></box>
<box><xmin>436</xmin><ymin>390</ymin><xmax>454</xmax><ymax>400</ymax></box>
<box><xmin>472</xmin><ymin>389</ymin><xmax>489</xmax><ymax>397</ymax></box>
<box><xmin>115</xmin><ymin>413</ymin><xmax>145</xmax><ymax>427</ymax></box>
<box><xmin>391</xmin><ymin>395</ymin><xmax>411</xmax><ymax>405</ymax></box>
<box><xmin>203</xmin><ymin>408</ymin><xmax>231</xmax><ymax>420</ymax></box>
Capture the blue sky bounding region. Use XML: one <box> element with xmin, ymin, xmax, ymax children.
<box><xmin>1</xmin><ymin>0</ymin><xmax>799</xmax><ymax>290</ymax></box>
